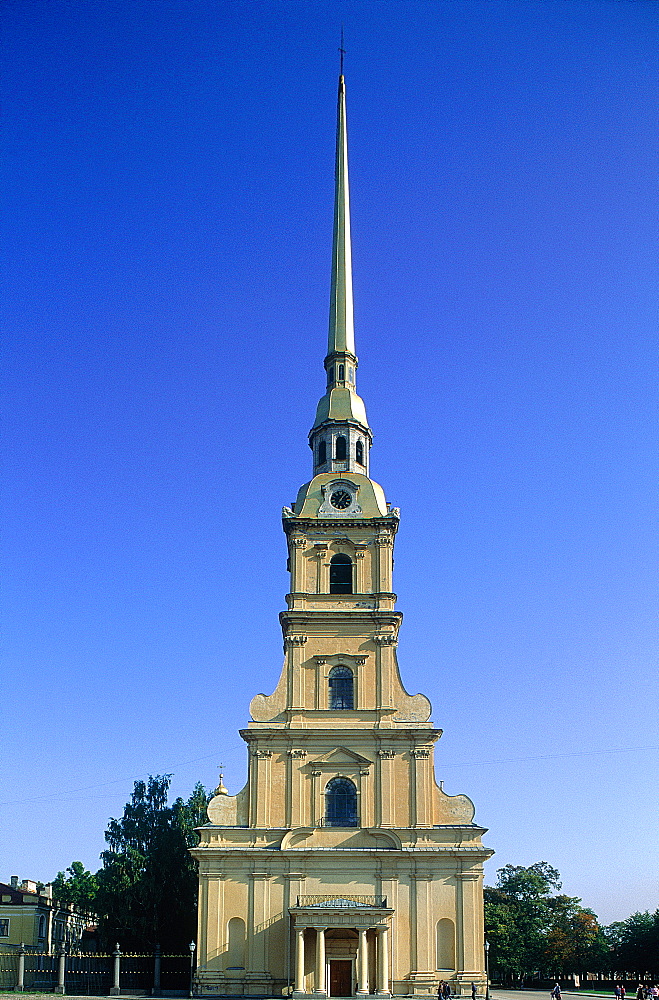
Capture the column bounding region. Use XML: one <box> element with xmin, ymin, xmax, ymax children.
<box><xmin>357</xmin><ymin>928</ymin><xmax>369</xmax><ymax>995</ymax></box>
<box><xmin>411</xmin><ymin>747</ymin><xmax>432</xmax><ymax>827</ymax></box>
<box><xmin>16</xmin><ymin>943</ymin><xmax>25</xmax><ymax>992</ymax></box>
<box><xmin>359</xmin><ymin>768</ymin><xmax>371</xmax><ymax>827</ymax></box>
<box><xmin>294</xmin><ymin>927</ymin><xmax>306</xmax><ymax>995</ymax></box>
<box><xmin>377</xmin><ymin>750</ymin><xmax>395</xmax><ymax>826</ymax></box>
<box><xmin>56</xmin><ymin>947</ymin><xmax>67</xmax><ymax>995</ymax></box>
<box><xmin>377</xmin><ymin>926</ymin><xmax>389</xmax><ymax>995</ymax></box>
<box><xmin>286</xmin><ymin>635</ymin><xmax>308</xmax><ymax>709</ymax></box>
<box><xmin>290</xmin><ymin>535</ymin><xmax>307</xmax><ymax>592</ymax></box>
<box><xmin>253</xmin><ymin>752</ymin><xmax>272</xmax><ymax>827</ymax></box>
<box><xmin>314</xmin><ymin>928</ymin><xmax>326</xmax><ymax>995</ymax></box>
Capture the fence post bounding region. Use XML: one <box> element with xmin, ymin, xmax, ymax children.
<box><xmin>110</xmin><ymin>943</ymin><xmax>121</xmax><ymax>996</ymax></box>
<box><xmin>153</xmin><ymin>944</ymin><xmax>161</xmax><ymax>996</ymax></box>
<box><xmin>55</xmin><ymin>946</ymin><xmax>66</xmax><ymax>994</ymax></box>
<box><xmin>14</xmin><ymin>943</ymin><xmax>25</xmax><ymax>992</ymax></box>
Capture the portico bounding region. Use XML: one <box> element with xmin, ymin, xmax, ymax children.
<box><xmin>290</xmin><ymin>897</ymin><xmax>393</xmax><ymax>998</ymax></box>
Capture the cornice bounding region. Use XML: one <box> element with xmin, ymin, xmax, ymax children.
<box><xmin>282</xmin><ymin>515</ymin><xmax>399</xmax><ymax>535</ymax></box>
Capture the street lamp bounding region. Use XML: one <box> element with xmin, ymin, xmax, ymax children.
<box><xmin>484</xmin><ymin>940</ymin><xmax>490</xmax><ymax>1000</ymax></box>
<box><xmin>189</xmin><ymin>941</ymin><xmax>196</xmax><ymax>998</ymax></box>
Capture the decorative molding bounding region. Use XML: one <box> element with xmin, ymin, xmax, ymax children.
<box><xmin>375</xmin><ymin>533</ymin><xmax>393</xmax><ymax>547</ymax></box>
<box><xmin>355</xmin><ymin>550</ymin><xmax>366</xmax><ymax>559</ymax></box>
<box><xmin>253</xmin><ymin>750</ymin><xmax>273</xmax><ymax>759</ymax></box>
<box><xmin>411</xmin><ymin>747</ymin><xmax>432</xmax><ymax>759</ymax></box>
<box><xmin>355</xmin><ymin>657</ymin><xmax>367</xmax><ymax>665</ymax></box>
<box><xmin>289</xmin><ymin>749</ymin><xmax>307</xmax><ymax>758</ymax></box>
<box><xmin>285</xmin><ymin>634</ymin><xmax>308</xmax><ymax>647</ymax></box>
<box><xmin>359</xmin><ymin>769</ymin><xmax>370</xmax><ymax>776</ymax></box>
<box><xmin>311</xmin><ymin>770</ymin><xmax>322</xmax><ymax>777</ymax></box>
<box><xmin>290</xmin><ymin>535</ymin><xmax>306</xmax><ymax>548</ymax></box>
<box><xmin>314</xmin><ymin>657</ymin><xmax>327</xmax><ymax>665</ymax></box>
<box><xmin>378</xmin><ymin>750</ymin><xmax>395</xmax><ymax>759</ymax></box>
<box><xmin>374</xmin><ymin>634</ymin><xmax>398</xmax><ymax>646</ymax></box>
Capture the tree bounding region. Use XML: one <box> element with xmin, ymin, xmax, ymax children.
<box><xmin>52</xmin><ymin>861</ymin><xmax>98</xmax><ymax>913</ymax></box>
<box><xmin>96</xmin><ymin>775</ymin><xmax>210</xmax><ymax>952</ymax></box>
<box><xmin>605</xmin><ymin>910</ymin><xmax>659</xmax><ymax>978</ymax></box>
<box><xmin>485</xmin><ymin>863</ymin><xmax>562</xmax><ymax>983</ymax></box>
<box><xmin>484</xmin><ymin>862</ymin><xmax>608</xmax><ymax>984</ymax></box>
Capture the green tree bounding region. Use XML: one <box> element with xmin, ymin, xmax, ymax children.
<box><xmin>485</xmin><ymin>863</ymin><xmax>562</xmax><ymax>983</ymax></box>
<box><xmin>96</xmin><ymin>775</ymin><xmax>210</xmax><ymax>952</ymax></box>
<box><xmin>484</xmin><ymin>862</ymin><xmax>608</xmax><ymax>984</ymax></box>
<box><xmin>52</xmin><ymin>861</ymin><xmax>98</xmax><ymax>913</ymax></box>
<box><xmin>605</xmin><ymin>911</ymin><xmax>659</xmax><ymax>978</ymax></box>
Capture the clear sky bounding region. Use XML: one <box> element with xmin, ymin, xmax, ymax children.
<box><xmin>2</xmin><ymin>0</ymin><xmax>657</xmax><ymax>926</ymax></box>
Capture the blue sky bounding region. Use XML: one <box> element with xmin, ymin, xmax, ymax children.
<box><xmin>1</xmin><ymin>0</ymin><xmax>657</xmax><ymax>925</ymax></box>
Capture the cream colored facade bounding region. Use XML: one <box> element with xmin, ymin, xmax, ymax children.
<box><xmin>192</xmin><ymin>74</ymin><xmax>492</xmax><ymax>998</ymax></box>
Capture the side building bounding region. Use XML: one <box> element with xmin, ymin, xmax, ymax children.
<box><xmin>0</xmin><ymin>879</ymin><xmax>96</xmax><ymax>953</ymax></box>
<box><xmin>192</xmin><ymin>74</ymin><xmax>493</xmax><ymax>998</ymax></box>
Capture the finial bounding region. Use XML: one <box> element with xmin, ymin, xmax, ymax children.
<box><xmin>215</xmin><ymin>764</ymin><xmax>228</xmax><ymax>796</ymax></box>
<box><xmin>339</xmin><ymin>27</ymin><xmax>345</xmax><ymax>77</ymax></box>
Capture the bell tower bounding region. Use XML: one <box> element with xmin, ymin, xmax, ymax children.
<box><xmin>192</xmin><ymin>73</ymin><xmax>493</xmax><ymax>1000</ymax></box>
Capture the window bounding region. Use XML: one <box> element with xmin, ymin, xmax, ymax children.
<box><xmin>0</xmin><ymin>919</ymin><xmax>8</xmax><ymax>937</ymax></box>
<box><xmin>338</xmin><ymin>364</ymin><xmax>345</xmax><ymax>381</ymax></box>
<box><xmin>325</xmin><ymin>777</ymin><xmax>357</xmax><ymax>827</ymax></box>
<box><xmin>38</xmin><ymin>915</ymin><xmax>46</xmax><ymax>939</ymax></box>
<box><xmin>329</xmin><ymin>665</ymin><xmax>354</xmax><ymax>709</ymax></box>
<box><xmin>318</xmin><ymin>440</ymin><xmax>327</xmax><ymax>465</ymax></box>
<box><xmin>330</xmin><ymin>553</ymin><xmax>352</xmax><ymax>594</ymax></box>
<box><xmin>335</xmin><ymin>436</ymin><xmax>347</xmax><ymax>460</ymax></box>
<box><xmin>356</xmin><ymin>440</ymin><xmax>364</xmax><ymax>465</ymax></box>
<box><xmin>328</xmin><ymin>367</ymin><xmax>334</xmax><ymax>384</ymax></box>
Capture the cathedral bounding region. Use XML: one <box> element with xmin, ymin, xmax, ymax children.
<box><xmin>192</xmin><ymin>74</ymin><xmax>493</xmax><ymax>999</ymax></box>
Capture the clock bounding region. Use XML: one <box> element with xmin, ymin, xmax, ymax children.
<box><xmin>330</xmin><ymin>489</ymin><xmax>352</xmax><ymax>510</ymax></box>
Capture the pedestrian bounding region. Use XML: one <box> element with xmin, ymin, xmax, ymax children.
<box><xmin>444</xmin><ymin>984</ymin><xmax>452</xmax><ymax>999</ymax></box>
<box><xmin>438</xmin><ymin>982</ymin><xmax>445</xmax><ymax>999</ymax></box>
<box><xmin>636</xmin><ymin>985</ymin><xmax>644</xmax><ymax>1000</ymax></box>
<box><xmin>622</xmin><ymin>987</ymin><xmax>627</xmax><ymax>1000</ymax></box>
<box><xmin>472</xmin><ymin>984</ymin><xmax>477</xmax><ymax>1000</ymax></box>
<box><xmin>551</xmin><ymin>984</ymin><xmax>561</xmax><ymax>1000</ymax></box>
<box><xmin>615</xmin><ymin>986</ymin><xmax>621</xmax><ymax>1000</ymax></box>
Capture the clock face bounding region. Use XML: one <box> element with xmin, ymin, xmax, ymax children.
<box><xmin>330</xmin><ymin>489</ymin><xmax>352</xmax><ymax>510</ymax></box>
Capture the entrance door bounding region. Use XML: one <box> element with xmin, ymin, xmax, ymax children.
<box><xmin>329</xmin><ymin>960</ymin><xmax>352</xmax><ymax>997</ymax></box>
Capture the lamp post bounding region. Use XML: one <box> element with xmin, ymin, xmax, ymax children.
<box><xmin>484</xmin><ymin>940</ymin><xmax>490</xmax><ymax>1000</ymax></box>
<box><xmin>188</xmin><ymin>941</ymin><xmax>196</xmax><ymax>998</ymax></box>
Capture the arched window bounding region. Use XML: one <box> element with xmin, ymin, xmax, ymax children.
<box><xmin>328</xmin><ymin>367</ymin><xmax>334</xmax><ymax>384</ymax></box>
<box><xmin>329</xmin><ymin>665</ymin><xmax>354</xmax><ymax>709</ymax></box>
<box><xmin>330</xmin><ymin>553</ymin><xmax>352</xmax><ymax>594</ymax></box>
<box><xmin>318</xmin><ymin>440</ymin><xmax>327</xmax><ymax>465</ymax></box>
<box><xmin>338</xmin><ymin>364</ymin><xmax>345</xmax><ymax>381</ymax></box>
<box><xmin>356</xmin><ymin>440</ymin><xmax>364</xmax><ymax>465</ymax></box>
<box><xmin>335</xmin><ymin>436</ymin><xmax>347</xmax><ymax>460</ymax></box>
<box><xmin>325</xmin><ymin>777</ymin><xmax>358</xmax><ymax>827</ymax></box>
<box><xmin>38</xmin><ymin>915</ymin><xmax>46</xmax><ymax>939</ymax></box>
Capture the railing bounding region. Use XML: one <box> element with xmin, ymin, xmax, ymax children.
<box><xmin>296</xmin><ymin>894</ymin><xmax>387</xmax><ymax>908</ymax></box>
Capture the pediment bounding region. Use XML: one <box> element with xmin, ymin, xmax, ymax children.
<box><xmin>306</xmin><ymin>746</ymin><xmax>372</xmax><ymax>768</ymax></box>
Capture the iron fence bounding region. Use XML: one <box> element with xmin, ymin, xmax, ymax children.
<box><xmin>296</xmin><ymin>894</ymin><xmax>387</xmax><ymax>908</ymax></box>
<box><xmin>0</xmin><ymin>949</ymin><xmax>192</xmax><ymax>995</ymax></box>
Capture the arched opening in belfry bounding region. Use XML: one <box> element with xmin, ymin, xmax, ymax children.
<box><xmin>335</xmin><ymin>436</ymin><xmax>347</xmax><ymax>461</ymax></box>
<box><xmin>356</xmin><ymin>440</ymin><xmax>364</xmax><ymax>465</ymax></box>
<box><xmin>325</xmin><ymin>776</ymin><xmax>358</xmax><ymax>827</ymax></box>
<box><xmin>318</xmin><ymin>440</ymin><xmax>327</xmax><ymax>465</ymax></box>
<box><xmin>329</xmin><ymin>553</ymin><xmax>353</xmax><ymax>594</ymax></box>
<box><xmin>329</xmin><ymin>665</ymin><xmax>354</xmax><ymax>709</ymax></box>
